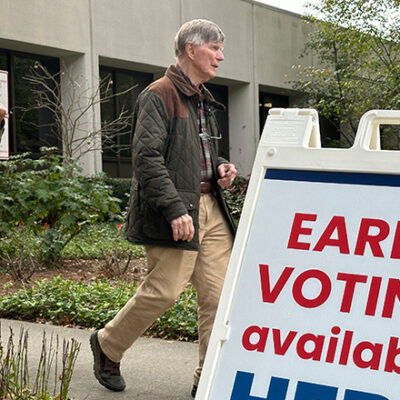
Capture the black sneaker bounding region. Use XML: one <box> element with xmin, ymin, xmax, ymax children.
<box><xmin>191</xmin><ymin>384</ymin><xmax>197</xmax><ymax>398</ymax></box>
<box><xmin>90</xmin><ymin>330</ymin><xmax>126</xmax><ymax>391</ymax></box>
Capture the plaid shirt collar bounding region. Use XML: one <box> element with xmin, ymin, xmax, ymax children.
<box><xmin>174</xmin><ymin>65</ymin><xmax>213</xmax><ymax>182</ymax></box>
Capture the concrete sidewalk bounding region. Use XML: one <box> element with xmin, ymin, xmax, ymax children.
<box><xmin>1</xmin><ymin>319</ymin><xmax>198</xmax><ymax>400</ymax></box>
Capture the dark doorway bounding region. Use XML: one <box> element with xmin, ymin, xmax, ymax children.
<box><xmin>259</xmin><ymin>92</ymin><xmax>289</xmax><ymax>136</ymax></box>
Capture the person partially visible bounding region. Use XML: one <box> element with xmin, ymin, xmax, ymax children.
<box><xmin>0</xmin><ymin>104</ymin><xmax>6</xmax><ymax>142</ymax></box>
<box><xmin>90</xmin><ymin>18</ymin><xmax>237</xmax><ymax>398</ymax></box>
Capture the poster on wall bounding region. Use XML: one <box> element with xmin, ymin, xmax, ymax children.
<box><xmin>0</xmin><ymin>69</ymin><xmax>9</xmax><ymax>160</ymax></box>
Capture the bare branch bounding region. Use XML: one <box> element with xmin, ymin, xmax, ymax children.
<box><xmin>18</xmin><ymin>61</ymin><xmax>138</xmax><ymax>161</ymax></box>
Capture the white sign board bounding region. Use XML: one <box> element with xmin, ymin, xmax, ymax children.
<box><xmin>0</xmin><ymin>70</ymin><xmax>9</xmax><ymax>160</ymax></box>
<box><xmin>197</xmin><ymin>109</ymin><xmax>400</xmax><ymax>400</ymax></box>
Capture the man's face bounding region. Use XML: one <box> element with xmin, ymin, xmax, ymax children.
<box><xmin>190</xmin><ymin>41</ymin><xmax>224</xmax><ymax>83</ymax></box>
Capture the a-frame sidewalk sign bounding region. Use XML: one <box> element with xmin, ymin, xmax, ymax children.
<box><xmin>196</xmin><ymin>109</ymin><xmax>400</xmax><ymax>400</ymax></box>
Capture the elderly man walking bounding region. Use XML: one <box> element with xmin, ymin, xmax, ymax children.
<box><xmin>90</xmin><ymin>19</ymin><xmax>236</xmax><ymax>398</ymax></box>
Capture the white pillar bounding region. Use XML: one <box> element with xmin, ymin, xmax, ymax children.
<box><xmin>228</xmin><ymin>82</ymin><xmax>259</xmax><ymax>176</ymax></box>
<box><xmin>59</xmin><ymin>54</ymin><xmax>102</xmax><ymax>175</ymax></box>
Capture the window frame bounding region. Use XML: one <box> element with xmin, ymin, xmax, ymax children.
<box><xmin>0</xmin><ymin>49</ymin><xmax>60</xmax><ymax>155</ymax></box>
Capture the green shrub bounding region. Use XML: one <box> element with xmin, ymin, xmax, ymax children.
<box><xmin>0</xmin><ymin>148</ymin><xmax>121</xmax><ymax>262</ymax></box>
<box><xmin>223</xmin><ymin>175</ymin><xmax>249</xmax><ymax>221</ymax></box>
<box><xmin>61</xmin><ymin>222</ymin><xmax>145</xmax><ymax>259</ymax></box>
<box><xmin>0</xmin><ymin>277</ymin><xmax>135</xmax><ymax>327</ymax></box>
<box><xmin>0</xmin><ymin>277</ymin><xmax>198</xmax><ymax>341</ymax></box>
<box><xmin>103</xmin><ymin>176</ymin><xmax>131</xmax><ymax>212</ymax></box>
<box><xmin>0</xmin><ymin>228</ymin><xmax>40</xmax><ymax>260</ymax></box>
<box><xmin>0</xmin><ymin>223</ymin><xmax>145</xmax><ymax>264</ymax></box>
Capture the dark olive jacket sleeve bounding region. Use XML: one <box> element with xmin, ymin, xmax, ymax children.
<box><xmin>132</xmin><ymin>91</ymin><xmax>188</xmax><ymax>223</ymax></box>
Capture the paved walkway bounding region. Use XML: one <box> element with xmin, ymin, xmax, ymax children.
<box><xmin>1</xmin><ymin>319</ymin><xmax>198</xmax><ymax>400</ymax></box>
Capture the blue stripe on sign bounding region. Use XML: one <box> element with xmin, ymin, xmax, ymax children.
<box><xmin>265</xmin><ymin>169</ymin><xmax>400</xmax><ymax>187</ymax></box>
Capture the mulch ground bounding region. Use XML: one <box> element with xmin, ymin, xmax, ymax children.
<box><xmin>0</xmin><ymin>257</ymin><xmax>148</xmax><ymax>297</ymax></box>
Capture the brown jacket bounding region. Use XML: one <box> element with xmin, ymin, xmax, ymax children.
<box><xmin>125</xmin><ymin>65</ymin><xmax>236</xmax><ymax>250</ymax></box>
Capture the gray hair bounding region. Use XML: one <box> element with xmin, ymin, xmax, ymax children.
<box><xmin>174</xmin><ymin>19</ymin><xmax>225</xmax><ymax>57</ymax></box>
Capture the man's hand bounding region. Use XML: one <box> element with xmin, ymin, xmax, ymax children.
<box><xmin>217</xmin><ymin>163</ymin><xmax>237</xmax><ymax>188</ymax></box>
<box><xmin>0</xmin><ymin>104</ymin><xmax>7</xmax><ymax>123</ymax></box>
<box><xmin>171</xmin><ymin>213</ymin><xmax>194</xmax><ymax>242</ymax></box>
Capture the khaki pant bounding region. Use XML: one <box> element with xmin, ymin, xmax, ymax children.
<box><xmin>98</xmin><ymin>193</ymin><xmax>233</xmax><ymax>386</ymax></box>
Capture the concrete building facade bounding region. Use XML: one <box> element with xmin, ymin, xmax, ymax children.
<box><xmin>0</xmin><ymin>0</ymin><xmax>312</xmax><ymax>176</ymax></box>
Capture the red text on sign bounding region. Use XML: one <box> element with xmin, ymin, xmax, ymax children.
<box><xmin>259</xmin><ymin>265</ymin><xmax>400</xmax><ymax>318</ymax></box>
<box><xmin>287</xmin><ymin>213</ymin><xmax>400</xmax><ymax>259</ymax></box>
<box><xmin>241</xmin><ymin>324</ymin><xmax>400</xmax><ymax>375</ymax></box>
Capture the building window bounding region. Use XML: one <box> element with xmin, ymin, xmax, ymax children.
<box><xmin>0</xmin><ymin>50</ymin><xmax>60</xmax><ymax>155</ymax></box>
<box><xmin>100</xmin><ymin>67</ymin><xmax>153</xmax><ymax>178</ymax></box>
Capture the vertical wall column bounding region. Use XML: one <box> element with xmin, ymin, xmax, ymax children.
<box><xmin>227</xmin><ymin>0</ymin><xmax>259</xmax><ymax>177</ymax></box>
<box><xmin>228</xmin><ymin>82</ymin><xmax>259</xmax><ymax>176</ymax></box>
<box><xmin>60</xmin><ymin>54</ymin><xmax>102</xmax><ymax>175</ymax></box>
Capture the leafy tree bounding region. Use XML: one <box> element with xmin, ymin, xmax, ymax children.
<box><xmin>292</xmin><ymin>0</ymin><xmax>400</xmax><ymax>147</ymax></box>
